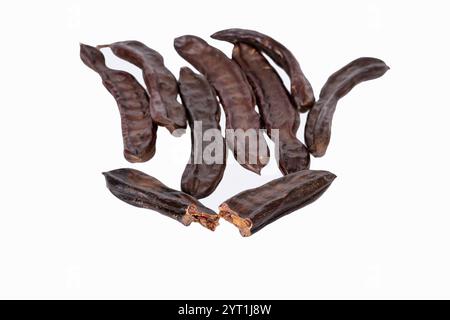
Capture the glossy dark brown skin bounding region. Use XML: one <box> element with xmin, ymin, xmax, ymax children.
<box><xmin>232</xmin><ymin>43</ymin><xmax>310</xmax><ymax>175</ymax></box>
<box><xmin>211</xmin><ymin>28</ymin><xmax>315</xmax><ymax>112</ymax></box>
<box><xmin>79</xmin><ymin>44</ymin><xmax>157</xmax><ymax>163</ymax></box>
<box><xmin>103</xmin><ymin>168</ymin><xmax>219</xmax><ymax>231</ymax></box>
<box><xmin>178</xmin><ymin>67</ymin><xmax>226</xmax><ymax>199</ymax></box>
<box><xmin>305</xmin><ymin>57</ymin><xmax>389</xmax><ymax>157</ymax></box>
<box><xmin>99</xmin><ymin>41</ymin><xmax>186</xmax><ymax>134</ymax></box>
<box><xmin>174</xmin><ymin>35</ymin><xmax>269</xmax><ymax>175</ymax></box>
<box><xmin>219</xmin><ymin>170</ymin><xmax>336</xmax><ymax>237</ymax></box>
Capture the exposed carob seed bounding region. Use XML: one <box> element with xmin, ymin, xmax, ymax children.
<box><xmin>232</xmin><ymin>43</ymin><xmax>310</xmax><ymax>174</ymax></box>
<box><xmin>219</xmin><ymin>170</ymin><xmax>336</xmax><ymax>236</ymax></box>
<box><xmin>178</xmin><ymin>67</ymin><xmax>226</xmax><ymax>198</ymax></box>
<box><xmin>211</xmin><ymin>28</ymin><xmax>315</xmax><ymax>112</ymax></box>
<box><xmin>103</xmin><ymin>168</ymin><xmax>219</xmax><ymax>231</ymax></box>
<box><xmin>305</xmin><ymin>57</ymin><xmax>389</xmax><ymax>157</ymax></box>
<box><xmin>174</xmin><ymin>35</ymin><xmax>269</xmax><ymax>175</ymax></box>
<box><xmin>98</xmin><ymin>40</ymin><xmax>186</xmax><ymax>134</ymax></box>
<box><xmin>80</xmin><ymin>44</ymin><xmax>157</xmax><ymax>163</ymax></box>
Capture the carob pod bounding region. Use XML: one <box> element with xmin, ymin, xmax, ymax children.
<box><xmin>305</xmin><ymin>57</ymin><xmax>389</xmax><ymax>157</ymax></box>
<box><xmin>219</xmin><ymin>170</ymin><xmax>336</xmax><ymax>237</ymax></box>
<box><xmin>178</xmin><ymin>67</ymin><xmax>226</xmax><ymax>199</ymax></box>
<box><xmin>211</xmin><ymin>28</ymin><xmax>315</xmax><ymax>112</ymax></box>
<box><xmin>174</xmin><ymin>35</ymin><xmax>269</xmax><ymax>175</ymax></box>
<box><xmin>98</xmin><ymin>41</ymin><xmax>186</xmax><ymax>135</ymax></box>
<box><xmin>79</xmin><ymin>44</ymin><xmax>157</xmax><ymax>163</ymax></box>
<box><xmin>232</xmin><ymin>43</ymin><xmax>310</xmax><ymax>175</ymax></box>
<box><xmin>103</xmin><ymin>168</ymin><xmax>220</xmax><ymax>231</ymax></box>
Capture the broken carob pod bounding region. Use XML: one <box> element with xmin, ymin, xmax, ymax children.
<box><xmin>305</xmin><ymin>57</ymin><xmax>389</xmax><ymax>157</ymax></box>
<box><xmin>211</xmin><ymin>28</ymin><xmax>315</xmax><ymax>112</ymax></box>
<box><xmin>178</xmin><ymin>67</ymin><xmax>226</xmax><ymax>198</ymax></box>
<box><xmin>98</xmin><ymin>41</ymin><xmax>186</xmax><ymax>135</ymax></box>
<box><xmin>232</xmin><ymin>43</ymin><xmax>310</xmax><ymax>174</ymax></box>
<box><xmin>174</xmin><ymin>35</ymin><xmax>269</xmax><ymax>175</ymax></box>
<box><xmin>103</xmin><ymin>168</ymin><xmax>220</xmax><ymax>231</ymax></box>
<box><xmin>79</xmin><ymin>44</ymin><xmax>157</xmax><ymax>163</ymax></box>
<box><xmin>219</xmin><ymin>170</ymin><xmax>336</xmax><ymax>237</ymax></box>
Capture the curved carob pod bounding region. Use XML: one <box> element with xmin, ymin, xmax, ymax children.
<box><xmin>305</xmin><ymin>57</ymin><xmax>389</xmax><ymax>157</ymax></box>
<box><xmin>103</xmin><ymin>168</ymin><xmax>220</xmax><ymax>231</ymax></box>
<box><xmin>232</xmin><ymin>43</ymin><xmax>310</xmax><ymax>175</ymax></box>
<box><xmin>211</xmin><ymin>28</ymin><xmax>315</xmax><ymax>112</ymax></box>
<box><xmin>98</xmin><ymin>41</ymin><xmax>186</xmax><ymax>135</ymax></box>
<box><xmin>219</xmin><ymin>170</ymin><xmax>336</xmax><ymax>237</ymax></box>
<box><xmin>178</xmin><ymin>67</ymin><xmax>226</xmax><ymax>198</ymax></box>
<box><xmin>79</xmin><ymin>44</ymin><xmax>157</xmax><ymax>163</ymax></box>
<box><xmin>174</xmin><ymin>35</ymin><xmax>269</xmax><ymax>175</ymax></box>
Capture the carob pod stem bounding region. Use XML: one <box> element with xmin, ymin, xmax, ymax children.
<box><xmin>178</xmin><ymin>67</ymin><xmax>226</xmax><ymax>198</ymax></box>
<box><xmin>174</xmin><ymin>35</ymin><xmax>269</xmax><ymax>175</ymax></box>
<box><xmin>232</xmin><ymin>43</ymin><xmax>310</xmax><ymax>174</ymax></box>
<box><xmin>219</xmin><ymin>170</ymin><xmax>336</xmax><ymax>237</ymax></box>
<box><xmin>98</xmin><ymin>41</ymin><xmax>186</xmax><ymax>135</ymax></box>
<box><xmin>211</xmin><ymin>28</ymin><xmax>315</xmax><ymax>112</ymax></box>
<box><xmin>103</xmin><ymin>168</ymin><xmax>219</xmax><ymax>231</ymax></box>
<box><xmin>79</xmin><ymin>44</ymin><xmax>157</xmax><ymax>163</ymax></box>
<box><xmin>305</xmin><ymin>57</ymin><xmax>389</xmax><ymax>157</ymax></box>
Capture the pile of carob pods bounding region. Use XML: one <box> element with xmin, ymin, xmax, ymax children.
<box><xmin>80</xmin><ymin>28</ymin><xmax>389</xmax><ymax>237</ymax></box>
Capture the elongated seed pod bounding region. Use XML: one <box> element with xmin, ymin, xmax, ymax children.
<box><xmin>98</xmin><ymin>41</ymin><xmax>186</xmax><ymax>135</ymax></box>
<box><xmin>80</xmin><ymin>44</ymin><xmax>157</xmax><ymax>163</ymax></box>
<box><xmin>174</xmin><ymin>35</ymin><xmax>269</xmax><ymax>174</ymax></box>
<box><xmin>305</xmin><ymin>57</ymin><xmax>389</xmax><ymax>157</ymax></box>
<box><xmin>179</xmin><ymin>67</ymin><xmax>226</xmax><ymax>198</ymax></box>
<box><xmin>232</xmin><ymin>43</ymin><xmax>310</xmax><ymax>175</ymax></box>
<box><xmin>103</xmin><ymin>168</ymin><xmax>220</xmax><ymax>231</ymax></box>
<box><xmin>219</xmin><ymin>170</ymin><xmax>336</xmax><ymax>237</ymax></box>
<box><xmin>211</xmin><ymin>28</ymin><xmax>315</xmax><ymax>112</ymax></box>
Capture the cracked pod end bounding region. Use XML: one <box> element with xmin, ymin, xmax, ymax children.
<box><xmin>185</xmin><ymin>205</ymin><xmax>220</xmax><ymax>231</ymax></box>
<box><xmin>219</xmin><ymin>203</ymin><xmax>252</xmax><ymax>237</ymax></box>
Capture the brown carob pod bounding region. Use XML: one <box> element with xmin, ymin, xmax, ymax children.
<box><xmin>232</xmin><ymin>43</ymin><xmax>310</xmax><ymax>174</ymax></box>
<box><xmin>305</xmin><ymin>57</ymin><xmax>389</xmax><ymax>157</ymax></box>
<box><xmin>178</xmin><ymin>67</ymin><xmax>226</xmax><ymax>198</ymax></box>
<box><xmin>211</xmin><ymin>28</ymin><xmax>315</xmax><ymax>112</ymax></box>
<box><xmin>98</xmin><ymin>41</ymin><xmax>186</xmax><ymax>135</ymax></box>
<box><xmin>174</xmin><ymin>35</ymin><xmax>269</xmax><ymax>175</ymax></box>
<box><xmin>79</xmin><ymin>44</ymin><xmax>157</xmax><ymax>163</ymax></box>
<box><xmin>103</xmin><ymin>168</ymin><xmax>219</xmax><ymax>231</ymax></box>
<box><xmin>219</xmin><ymin>170</ymin><xmax>336</xmax><ymax>237</ymax></box>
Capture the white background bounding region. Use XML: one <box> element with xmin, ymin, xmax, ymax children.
<box><xmin>0</xmin><ymin>0</ymin><xmax>449</xmax><ymax>299</ymax></box>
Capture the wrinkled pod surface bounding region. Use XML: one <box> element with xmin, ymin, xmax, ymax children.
<box><xmin>174</xmin><ymin>35</ymin><xmax>269</xmax><ymax>175</ymax></box>
<box><xmin>98</xmin><ymin>40</ymin><xmax>186</xmax><ymax>135</ymax></box>
<box><xmin>305</xmin><ymin>57</ymin><xmax>389</xmax><ymax>157</ymax></box>
<box><xmin>103</xmin><ymin>168</ymin><xmax>219</xmax><ymax>231</ymax></box>
<box><xmin>232</xmin><ymin>43</ymin><xmax>310</xmax><ymax>174</ymax></box>
<box><xmin>178</xmin><ymin>67</ymin><xmax>226</xmax><ymax>198</ymax></box>
<box><xmin>219</xmin><ymin>170</ymin><xmax>336</xmax><ymax>236</ymax></box>
<box><xmin>212</xmin><ymin>28</ymin><xmax>315</xmax><ymax>112</ymax></box>
<box><xmin>80</xmin><ymin>44</ymin><xmax>157</xmax><ymax>163</ymax></box>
